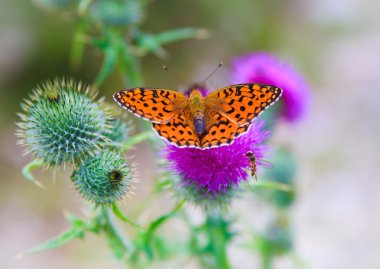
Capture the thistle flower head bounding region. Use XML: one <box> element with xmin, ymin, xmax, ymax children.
<box><xmin>165</xmin><ymin>120</ymin><xmax>270</xmax><ymax>194</ymax></box>
<box><xmin>71</xmin><ymin>148</ymin><xmax>134</xmax><ymax>205</ymax></box>
<box><xmin>17</xmin><ymin>79</ymin><xmax>111</xmax><ymax>166</ymax></box>
<box><xmin>231</xmin><ymin>52</ymin><xmax>309</xmax><ymax>122</ymax></box>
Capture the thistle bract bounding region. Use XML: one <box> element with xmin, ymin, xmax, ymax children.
<box><xmin>71</xmin><ymin>149</ymin><xmax>134</xmax><ymax>205</ymax></box>
<box><xmin>17</xmin><ymin>79</ymin><xmax>110</xmax><ymax>166</ymax></box>
<box><xmin>104</xmin><ymin>116</ymin><xmax>131</xmax><ymax>144</ymax></box>
<box><xmin>174</xmin><ymin>183</ymin><xmax>240</xmax><ymax>211</ymax></box>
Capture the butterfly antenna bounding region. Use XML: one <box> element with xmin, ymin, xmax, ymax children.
<box><xmin>162</xmin><ymin>65</ymin><xmax>187</xmax><ymax>85</ymax></box>
<box><xmin>200</xmin><ymin>61</ymin><xmax>223</xmax><ymax>84</ymax></box>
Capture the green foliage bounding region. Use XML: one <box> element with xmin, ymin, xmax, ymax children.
<box><xmin>17</xmin><ymin>79</ymin><xmax>111</xmax><ymax>166</ymax></box>
<box><xmin>71</xmin><ymin>148</ymin><xmax>134</xmax><ymax>204</ymax></box>
<box><xmin>263</xmin><ymin>148</ymin><xmax>297</xmax><ymax>208</ymax></box>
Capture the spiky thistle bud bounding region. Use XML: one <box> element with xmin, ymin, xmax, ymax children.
<box><xmin>103</xmin><ymin>108</ymin><xmax>132</xmax><ymax>144</ymax></box>
<box><xmin>71</xmin><ymin>148</ymin><xmax>134</xmax><ymax>205</ymax></box>
<box><xmin>33</xmin><ymin>0</ymin><xmax>74</xmax><ymax>9</ymax></box>
<box><xmin>90</xmin><ymin>0</ymin><xmax>143</xmax><ymax>26</ymax></box>
<box><xmin>17</xmin><ymin>79</ymin><xmax>111</xmax><ymax>166</ymax></box>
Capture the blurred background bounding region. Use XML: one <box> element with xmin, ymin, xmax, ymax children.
<box><xmin>1</xmin><ymin>0</ymin><xmax>380</xmax><ymax>268</ymax></box>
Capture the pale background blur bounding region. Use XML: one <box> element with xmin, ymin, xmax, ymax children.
<box><xmin>1</xmin><ymin>0</ymin><xmax>380</xmax><ymax>268</ymax></box>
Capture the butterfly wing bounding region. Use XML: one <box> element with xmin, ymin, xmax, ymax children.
<box><xmin>113</xmin><ymin>88</ymin><xmax>189</xmax><ymax>124</ymax></box>
<box><xmin>205</xmin><ymin>83</ymin><xmax>282</xmax><ymax>126</ymax></box>
<box><xmin>152</xmin><ymin>112</ymin><xmax>201</xmax><ymax>148</ymax></box>
<box><xmin>201</xmin><ymin>113</ymin><xmax>250</xmax><ymax>148</ymax></box>
<box><xmin>200</xmin><ymin>83</ymin><xmax>282</xmax><ymax>148</ymax></box>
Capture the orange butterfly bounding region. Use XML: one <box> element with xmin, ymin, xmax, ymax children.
<box><xmin>113</xmin><ymin>84</ymin><xmax>282</xmax><ymax>149</ymax></box>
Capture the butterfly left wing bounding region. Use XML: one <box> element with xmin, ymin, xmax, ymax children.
<box><xmin>205</xmin><ymin>83</ymin><xmax>282</xmax><ymax>126</ymax></box>
<box><xmin>113</xmin><ymin>88</ymin><xmax>189</xmax><ymax>124</ymax></box>
<box><xmin>152</xmin><ymin>112</ymin><xmax>201</xmax><ymax>148</ymax></box>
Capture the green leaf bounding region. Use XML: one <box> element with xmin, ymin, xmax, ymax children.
<box><xmin>21</xmin><ymin>158</ymin><xmax>45</xmax><ymax>188</ymax></box>
<box><xmin>22</xmin><ymin>219</ymin><xmax>87</xmax><ymax>256</ymax></box>
<box><xmin>252</xmin><ymin>180</ymin><xmax>293</xmax><ymax>192</ymax></box>
<box><xmin>141</xmin><ymin>200</ymin><xmax>185</xmax><ymax>259</ymax></box>
<box><xmin>111</xmin><ymin>203</ymin><xmax>140</xmax><ymax>228</ymax></box>
<box><xmin>154</xmin><ymin>28</ymin><xmax>208</xmax><ymax>45</ymax></box>
<box><xmin>121</xmin><ymin>131</ymin><xmax>153</xmax><ymax>151</ymax></box>
<box><xmin>94</xmin><ymin>46</ymin><xmax>117</xmax><ymax>88</ymax></box>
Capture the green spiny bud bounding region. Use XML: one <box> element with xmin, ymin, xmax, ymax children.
<box><xmin>17</xmin><ymin>79</ymin><xmax>111</xmax><ymax>166</ymax></box>
<box><xmin>90</xmin><ymin>0</ymin><xmax>144</xmax><ymax>26</ymax></box>
<box><xmin>259</xmin><ymin>220</ymin><xmax>293</xmax><ymax>256</ymax></box>
<box><xmin>103</xmin><ymin>110</ymin><xmax>132</xmax><ymax>144</ymax></box>
<box><xmin>33</xmin><ymin>0</ymin><xmax>74</xmax><ymax>9</ymax></box>
<box><xmin>71</xmin><ymin>148</ymin><xmax>134</xmax><ymax>205</ymax></box>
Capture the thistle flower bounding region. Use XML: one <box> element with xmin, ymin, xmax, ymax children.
<box><xmin>165</xmin><ymin>120</ymin><xmax>270</xmax><ymax>194</ymax></box>
<box><xmin>71</xmin><ymin>148</ymin><xmax>134</xmax><ymax>205</ymax></box>
<box><xmin>231</xmin><ymin>52</ymin><xmax>309</xmax><ymax>122</ymax></box>
<box><xmin>17</xmin><ymin>79</ymin><xmax>111</xmax><ymax>166</ymax></box>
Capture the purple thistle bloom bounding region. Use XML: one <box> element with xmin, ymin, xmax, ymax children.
<box><xmin>164</xmin><ymin>120</ymin><xmax>270</xmax><ymax>194</ymax></box>
<box><xmin>231</xmin><ymin>52</ymin><xmax>310</xmax><ymax>122</ymax></box>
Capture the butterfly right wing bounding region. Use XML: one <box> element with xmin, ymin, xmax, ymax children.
<box><xmin>200</xmin><ymin>112</ymin><xmax>250</xmax><ymax>148</ymax></box>
<box><xmin>113</xmin><ymin>88</ymin><xmax>189</xmax><ymax>124</ymax></box>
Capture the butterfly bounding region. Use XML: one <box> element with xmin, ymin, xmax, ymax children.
<box><xmin>113</xmin><ymin>83</ymin><xmax>282</xmax><ymax>149</ymax></box>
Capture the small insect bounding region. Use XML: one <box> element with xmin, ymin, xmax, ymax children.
<box><xmin>246</xmin><ymin>151</ymin><xmax>258</xmax><ymax>180</ymax></box>
<box><xmin>113</xmin><ymin>83</ymin><xmax>282</xmax><ymax>149</ymax></box>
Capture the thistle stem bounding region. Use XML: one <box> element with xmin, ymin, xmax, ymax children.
<box><xmin>101</xmin><ymin>206</ymin><xmax>135</xmax><ymax>259</ymax></box>
<box><xmin>205</xmin><ymin>212</ymin><xmax>231</xmax><ymax>269</ymax></box>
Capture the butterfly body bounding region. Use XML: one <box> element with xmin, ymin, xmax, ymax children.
<box><xmin>113</xmin><ymin>84</ymin><xmax>282</xmax><ymax>149</ymax></box>
<box><xmin>189</xmin><ymin>89</ymin><xmax>207</xmax><ymax>134</ymax></box>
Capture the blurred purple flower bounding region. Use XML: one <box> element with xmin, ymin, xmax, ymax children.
<box><xmin>231</xmin><ymin>52</ymin><xmax>309</xmax><ymax>122</ymax></box>
<box><xmin>164</xmin><ymin>120</ymin><xmax>270</xmax><ymax>194</ymax></box>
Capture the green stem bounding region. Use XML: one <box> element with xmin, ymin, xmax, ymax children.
<box><xmin>206</xmin><ymin>213</ymin><xmax>231</xmax><ymax>269</ymax></box>
<box><xmin>118</xmin><ymin>43</ymin><xmax>143</xmax><ymax>87</ymax></box>
<box><xmin>78</xmin><ymin>0</ymin><xmax>94</xmax><ymax>16</ymax></box>
<box><xmin>93</xmin><ymin>45</ymin><xmax>117</xmax><ymax>88</ymax></box>
<box><xmin>22</xmin><ymin>158</ymin><xmax>45</xmax><ymax>188</ymax></box>
<box><xmin>69</xmin><ymin>20</ymin><xmax>87</xmax><ymax>71</ymax></box>
<box><xmin>101</xmin><ymin>206</ymin><xmax>135</xmax><ymax>259</ymax></box>
<box><xmin>262</xmin><ymin>253</ymin><xmax>273</xmax><ymax>269</ymax></box>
